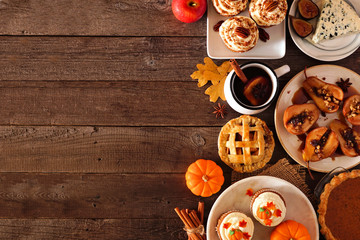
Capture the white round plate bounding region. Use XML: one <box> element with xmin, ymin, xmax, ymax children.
<box><xmin>206</xmin><ymin>176</ymin><xmax>319</xmax><ymax>240</ymax></box>
<box><xmin>288</xmin><ymin>0</ymin><xmax>360</xmax><ymax>61</ymax></box>
<box><xmin>275</xmin><ymin>65</ymin><xmax>360</xmax><ymax>173</ymax></box>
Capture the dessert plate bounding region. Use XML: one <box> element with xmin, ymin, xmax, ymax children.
<box><xmin>207</xmin><ymin>0</ymin><xmax>286</xmax><ymax>59</ymax></box>
<box><xmin>288</xmin><ymin>0</ymin><xmax>360</xmax><ymax>61</ymax></box>
<box><xmin>275</xmin><ymin>65</ymin><xmax>360</xmax><ymax>173</ymax></box>
<box><xmin>206</xmin><ymin>176</ymin><xmax>319</xmax><ymax>240</ymax></box>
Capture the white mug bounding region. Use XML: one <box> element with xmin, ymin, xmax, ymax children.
<box><xmin>224</xmin><ymin>62</ymin><xmax>290</xmax><ymax>115</ymax></box>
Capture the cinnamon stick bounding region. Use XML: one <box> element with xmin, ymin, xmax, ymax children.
<box><xmin>174</xmin><ymin>208</ymin><xmax>202</xmax><ymax>240</ymax></box>
<box><xmin>197</xmin><ymin>201</ymin><xmax>204</xmax><ymax>224</ymax></box>
<box><xmin>190</xmin><ymin>211</ymin><xmax>205</xmax><ymax>240</ymax></box>
<box><xmin>181</xmin><ymin>209</ymin><xmax>202</xmax><ymax>240</ymax></box>
<box><xmin>229</xmin><ymin>59</ymin><xmax>248</xmax><ymax>83</ymax></box>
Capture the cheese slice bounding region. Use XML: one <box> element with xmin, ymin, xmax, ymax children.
<box><xmin>312</xmin><ymin>0</ymin><xmax>360</xmax><ymax>43</ymax></box>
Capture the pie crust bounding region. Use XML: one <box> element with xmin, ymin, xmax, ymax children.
<box><xmin>318</xmin><ymin>169</ymin><xmax>360</xmax><ymax>240</ymax></box>
<box><xmin>218</xmin><ymin>115</ymin><xmax>275</xmax><ymax>172</ymax></box>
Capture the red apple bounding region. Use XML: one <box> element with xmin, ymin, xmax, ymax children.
<box><xmin>172</xmin><ymin>0</ymin><xmax>207</xmax><ymax>23</ymax></box>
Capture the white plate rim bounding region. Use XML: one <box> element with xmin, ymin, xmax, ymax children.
<box><xmin>206</xmin><ymin>0</ymin><xmax>286</xmax><ymax>59</ymax></box>
<box><xmin>274</xmin><ymin>64</ymin><xmax>360</xmax><ymax>173</ymax></box>
<box><xmin>206</xmin><ymin>175</ymin><xmax>319</xmax><ymax>240</ymax></box>
<box><xmin>288</xmin><ymin>0</ymin><xmax>360</xmax><ymax>62</ymax></box>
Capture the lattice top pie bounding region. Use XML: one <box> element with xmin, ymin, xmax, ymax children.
<box><xmin>218</xmin><ymin>115</ymin><xmax>275</xmax><ymax>173</ymax></box>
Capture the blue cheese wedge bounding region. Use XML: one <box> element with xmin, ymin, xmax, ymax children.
<box><xmin>312</xmin><ymin>0</ymin><xmax>360</xmax><ymax>43</ymax></box>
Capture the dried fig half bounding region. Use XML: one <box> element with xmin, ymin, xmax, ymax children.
<box><xmin>329</xmin><ymin>119</ymin><xmax>360</xmax><ymax>157</ymax></box>
<box><xmin>297</xmin><ymin>0</ymin><xmax>319</xmax><ymax>19</ymax></box>
<box><xmin>302</xmin><ymin>127</ymin><xmax>339</xmax><ymax>162</ymax></box>
<box><xmin>290</xmin><ymin>16</ymin><xmax>313</xmax><ymax>38</ymax></box>
<box><xmin>283</xmin><ymin>103</ymin><xmax>320</xmax><ymax>135</ymax></box>
<box><xmin>343</xmin><ymin>95</ymin><xmax>360</xmax><ymax>125</ymax></box>
<box><xmin>303</xmin><ymin>76</ymin><xmax>343</xmax><ymax>113</ymax></box>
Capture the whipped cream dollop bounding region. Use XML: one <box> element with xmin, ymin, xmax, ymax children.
<box><xmin>251</xmin><ymin>191</ymin><xmax>286</xmax><ymax>227</ymax></box>
<box><xmin>219</xmin><ymin>16</ymin><xmax>259</xmax><ymax>53</ymax></box>
<box><xmin>218</xmin><ymin>212</ymin><xmax>254</xmax><ymax>240</ymax></box>
<box><xmin>212</xmin><ymin>0</ymin><xmax>248</xmax><ymax>16</ymax></box>
<box><xmin>249</xmin><ymin>0</ymin><xmax>287</xmax><ymax>27</ymax></box>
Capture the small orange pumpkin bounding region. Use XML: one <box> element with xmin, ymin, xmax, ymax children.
<box><xmin>257</xmin><ymin>206</ymin><xmax>272</xmax><ymax>219</ymax></box>
<box><xmin>270</xmin><ymin>220</ymin><xmax>311</xmax><ymax>240</ymax></box>
<box><xmin>185</xmin><ymin>159</ymin><xmax>224</xmax><ymax>197</ymax></box>
<box><xmin>229</xmin><ymin>229</ymin><xmax>243</xmax><ymax>240</ymax></box>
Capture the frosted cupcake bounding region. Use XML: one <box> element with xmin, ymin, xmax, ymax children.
<box><xmin>249</xmin><ymin>0</ymin><xmax>287</xmax><ymax>27</ymax></box>
<box><xmin>250</xmin><ymin>189</ymin><xmax>286</xmax><ymax>227</ymax></box>
<box><xmin>216</xmin><ymin>211</ymin><xmax>254</xmax><ymax>240</ymax></box>
<box><xmin>219</xmin><ymin>16</ymin><xmax>259</xmax><ymax>53</ymax></box>
<box><xmin>212</xmin><ymin>0</ymin><xmax>248</xmax><ymax>17</ymax></box>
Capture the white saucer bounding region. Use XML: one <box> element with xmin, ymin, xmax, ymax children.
<box><xmin>288</xmin><ymin>0</ymin><xmax>360</xmax><ymax>61</ymax></box>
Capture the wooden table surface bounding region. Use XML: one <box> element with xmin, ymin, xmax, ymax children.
<box><xmin>0</xmin><ymin>0</ymin><xmax>359</xmax><ymax>239</ymax></box>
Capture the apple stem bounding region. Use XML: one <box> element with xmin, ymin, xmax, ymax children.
<box><xmin>189</xmin><ymin>1</ymin><xmax>197</xmax><ymax>7</ymax></box>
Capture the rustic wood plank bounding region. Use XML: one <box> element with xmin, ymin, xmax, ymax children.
<box><xmin>0</xmin><ymin>0</ymin><xmax>206</xmax><ymax>36</ymax></box>
<box><xmin>0</xmin><ymin>126</ymin><xmax>288</xmax><ymax>173</ymax></box>
<box><xmin>0</xmin><ymin>218</ymin><xmax>186</xmax><ymax>240</ymax></box>
<box><xmin>0</xmin><ymin>81</ymin><xmax>278</xmax><ymax>126</ymax></box>
<box><xmin>0</xmin><ymin>36</ymin><xmax>358</xmax><ymax>82</ymax></box>
<box><xmin>0</xmin><ymin>36</ymin><xmax>207</xmax><ymax>81</ymax></box>
<box><xmin>0</xmin><ymin>173</ymin><xmax>229</xmax><ymax>218</ymax></box>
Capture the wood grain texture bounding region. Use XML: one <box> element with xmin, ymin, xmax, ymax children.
<box><xmin>0</xmin><ymin>173</ymin><xmax>226</xmax><ymax>219</ymax></box>
<box><xmin>0</xmin><ymin>36</ymin><xmax>358</xmax><ymax>82</ymax></box>
<box><xmin>0</xmin><ymin>218</ymin><xmax>186</xmax><ymax>240</ymax></box>
<box><xmin>0</xmin><ymin>36</ymin><xmax>206</xmax><ymax>81</ymax></box>
<box><xmin>0</xmin><ymin>81</ymin><xmax>279</xmax><ymax>126</ymax></box>
<box><xmin>0</xmin><ymin>126</ymin><xmax>288</xmax><ymax>173</ymax></box>
<box><xmin>0</xmin><ymin>0</ymin><xmax>206</xmax><ymax>36</ymax></box>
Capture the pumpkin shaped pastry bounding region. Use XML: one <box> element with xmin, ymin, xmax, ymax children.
<box><xmin>185</xmin><ymin>159</ymin><xmax>224</xmax><ymax>197</ymax></box>
<box><xmin>250</xmin><ymin>189</ymin><xmax>286</xmax><ymax>227</ymax></box>
<box><xmin>216</xmin><ymin>211</ymin><xmax>254</xmax><ymax>240</ymax></box>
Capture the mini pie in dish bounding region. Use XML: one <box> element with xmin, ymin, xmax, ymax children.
<box><xmin>318</xmin><ymin>169</ymin><xmax>360</xmax><ymax>240</ymax></box>
<box><xmin>219</xmin><ymin>16</ymin><xmax>259</xmax><ymax>53</ymax></box>
<box><xmin>218</xmin><ymin>115</ymin><xmax>275</xmax><ymax>172</ymax></box>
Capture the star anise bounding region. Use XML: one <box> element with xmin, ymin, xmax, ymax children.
<box><xmin>213</xmin><ymin>103</ymin><xmax>227</xmax><ymax>118</ymax></box>
<box><xmin>252</xmin><ymin>83</ymin><xmax>269</xmax><ymax>99</ymax></box>
<box><xmin>336</xmin><ymin>78</ymin><xmax>352</xmax><ymax>92</ymax></box>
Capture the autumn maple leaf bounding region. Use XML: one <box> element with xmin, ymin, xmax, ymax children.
<box><xmin>274</xmin><ymin>209</ymin><xmax>282</xmax><ymax>217</ymax></box>
<box><xmin>264</xmin><ymin>219</ymin><xmax>272</xmax><ymax>226</ymax></box>
<box><xmin>243</xmin><ymin>232</ymin><xmax>251</xmax><ymax>240</ymax></box>
<box><xmin>267</xmin><ymin>202</ymin><xmax>276</xmax><ymax>210</ymax></box>
<box><xmin>239</xmin><ymin>220</ymin><xmax>247</xmax><ymax>228</ymax></box>
<box><xmin>246</xmin><ymin>188</ymin><xmax>253</xmax><ymax>197</ymax></box>
<box><xmin>191</xmin><ymin>57</ymin><xmax>232</xmax><ymax>103</ymax></box>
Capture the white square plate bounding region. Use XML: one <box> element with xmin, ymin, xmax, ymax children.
<box><xmin>207</xmin><ymin>0</ymin><xmax>286</xmax><ymax>59</ymax></box>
